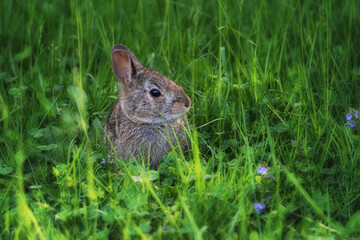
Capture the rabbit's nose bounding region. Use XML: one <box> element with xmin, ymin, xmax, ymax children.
<box><xmin>174</xmin><ymin>92</ymin><xmax>191</xmax><ymax>109</ymax></box>
<box><xmin>184</xmin><ymin>99</ymin><xmax>190</xmax><ymax>108</ymax></box>
<box><xmin>184</xmin><ymin>95</ymin><xmax>191</xmax><ymax>108</ymax></box>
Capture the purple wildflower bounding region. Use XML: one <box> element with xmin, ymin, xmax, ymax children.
<box><xmin>257</xmin><ymin>166</ymin><xmax>268</xmax><ymax>175</ymax></box>
<box><xmin>346</xmin><ymin>121</ymin><xmax>356</xmax><ymax>128</ymax></box>
<box><xmin>267</xmin><ymin>176</ymin><xmax>275</xmax><ymax>181</ymax></box>
<box><xmin>346</xmin><ymin>113</ymin><xmax>353</xmax><ymax>121</ymax></box>
<box><xmin>101</xmin><ymin>158</ymin><xmax>107</xmax><ymax>164</ymax></box>
<box><xmin>253</xmin><ymin>202</ymin><xmax>266</xmax><ymax>214</ymax></box>
<box><xmin>265</xmin><ymin>196</ymin><xmax>271</xmax><ymax>201</ymax></box>
<box><xmin>355</xmin><ymin>111</ymin><xmax>358</xmax><ymax>119</ymax></box>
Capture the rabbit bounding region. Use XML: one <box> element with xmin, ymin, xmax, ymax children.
<box><xmin>101</xmin><ymin>44</ymin><xmax>191</xmax><ymax>168</ymax></box>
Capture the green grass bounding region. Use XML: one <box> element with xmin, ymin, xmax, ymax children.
<box><xmin>1</xmin><ymin>0</ymin><xmax>360</xmax><ymax>239</ymax></box>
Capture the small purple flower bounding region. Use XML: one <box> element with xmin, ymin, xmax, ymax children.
<box><xmin>346</xmin><ymin>121</ymin><xmax>356</xmax><ymax>128</ymax></box>
<box><xmin>101</xmin><ymin>158</ymin><xmax>107</xmax><ymax>164</ymax></box>
<box><xmin>257</xmin><ymin>166</ymin><xmax>268</xmax><ymax>175</ymax></box>
<box><xmin>265</xmin><ymin>196</ymin><xmax>271</xmax><ymax>201</ymax></box>
<box><xmin>253</xmin><ymin>202</ymin><xmax>266</xmax><ymax>213</ymax></box>
<box><xmin>346</xmin><ymin>113</ymin><xmax>353</xmax><ymax>121</ymax></box>
<box><xmin>355</xmin><ymin>111</ymin><xmax>358</xmax><ymax>119</ymax></box>
<box><xmin>267</xmin><ymin>176</ymin><xmax>275</xmax><ymax>181</ymax></box>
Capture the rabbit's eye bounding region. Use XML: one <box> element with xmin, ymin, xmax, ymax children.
<box><xmin>150</xmin><ymin>89</ymin><xmax>161</xmax><ymax>97</ymax></box>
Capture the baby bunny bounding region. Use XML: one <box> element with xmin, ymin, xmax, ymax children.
<box><xmin>101</xmin><ymin>44</ymin><xmax>191</xmax><ymax>167</ymax></box>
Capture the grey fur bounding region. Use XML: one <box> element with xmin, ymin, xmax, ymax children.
<box><xmin>101</xmin><ymin>44</ymin><xmax>191</xmax><ymax>167</ymax></box>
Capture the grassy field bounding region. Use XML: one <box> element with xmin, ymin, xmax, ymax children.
<box><xmin>1</xmin><ymin>0</ymin><xmax>360</xmax><ymax>239</ymax></box>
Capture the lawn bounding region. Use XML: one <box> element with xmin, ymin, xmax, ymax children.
<box><xmin>1</xmin><ymin>0</ymin><xmax>360</xmax><ymax>239</ymax></box>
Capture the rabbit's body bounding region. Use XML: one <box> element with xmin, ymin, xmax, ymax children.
<box><xmin>101</xmin><ymin>45</ymin><xmax>191</xmax><ymax>167</ymax></box>
<box><xmin>102</xmin><ymin>99</ymin><xmax>188</xmax><ymax>167</ymax></box>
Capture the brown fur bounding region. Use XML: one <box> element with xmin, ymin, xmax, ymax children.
<box><xmin>101</xmin><ymin>45</ymin><xmax>191</xmax><ymax>167</ymax></box>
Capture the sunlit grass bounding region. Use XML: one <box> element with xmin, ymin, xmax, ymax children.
<box><xmin>1</xmin><ymin>0</ymin><xmax>360</xmax><ymax>239</ymax></box>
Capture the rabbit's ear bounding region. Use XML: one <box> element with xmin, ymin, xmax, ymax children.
<box><xmin>112</xmin><ymin>45</ymin><xmax>143</xmax><ymax>86</ymax></box>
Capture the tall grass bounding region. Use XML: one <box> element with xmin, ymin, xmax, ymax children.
<box><xmin>1</xmin><ymin>0</ymin><xmax>360</xmax><ymax>239</ymax></box>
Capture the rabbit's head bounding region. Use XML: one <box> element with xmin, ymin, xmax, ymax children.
<box><xmin>111</xmin><ymin>45</ymin><xmax>191</xmax><ymax>125</ymax></box>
